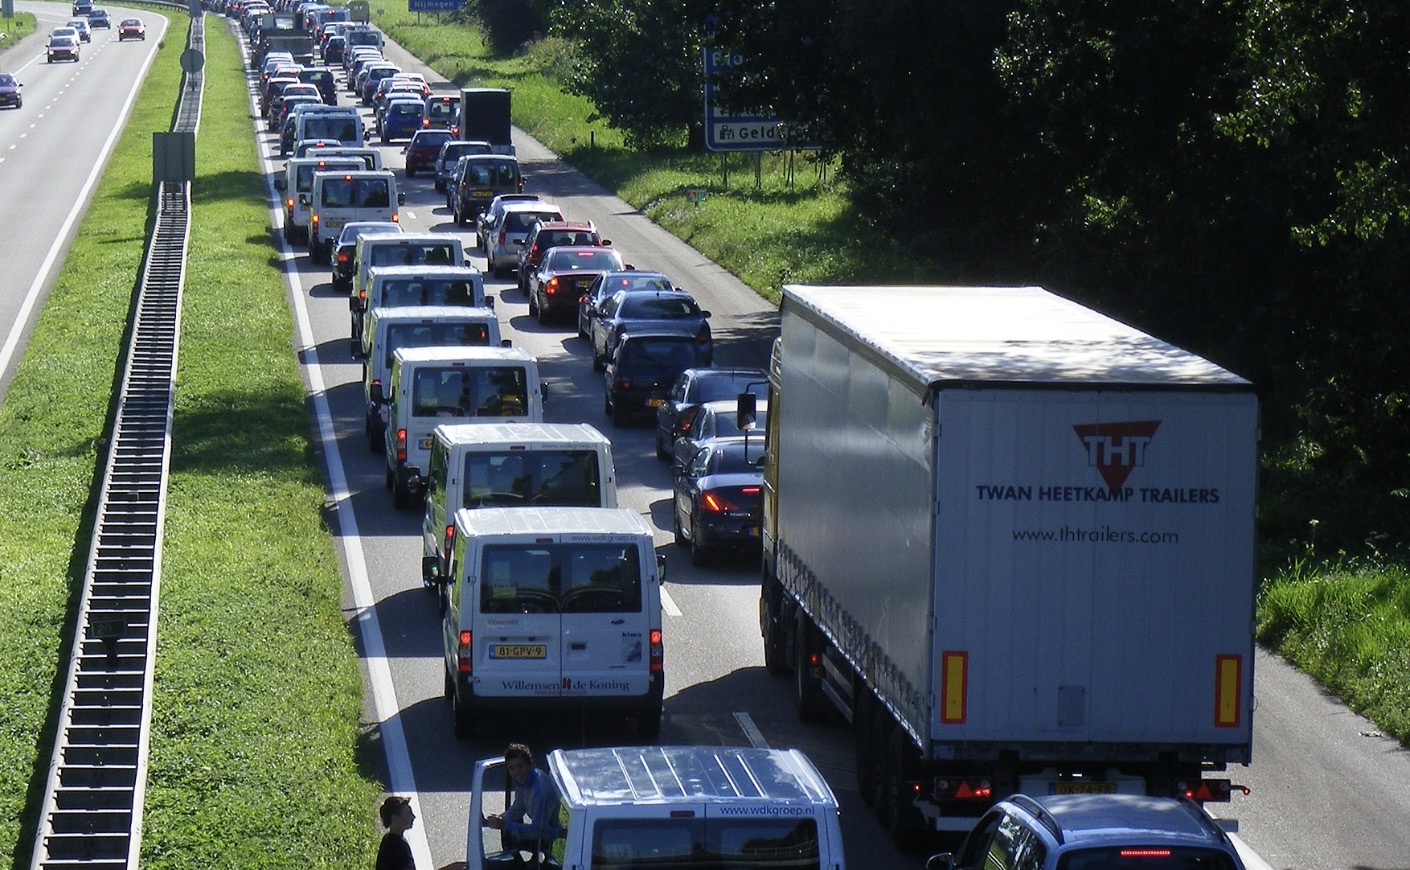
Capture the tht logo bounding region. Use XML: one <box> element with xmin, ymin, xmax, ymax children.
<box><xmin>1072</xmin><ymin>421</ymin><xmax>1161</xmax><ymax>490</ymax></box>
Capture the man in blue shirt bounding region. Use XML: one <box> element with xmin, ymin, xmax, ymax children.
<box><xmin>484</xmin><ymin>743</ymin><xmax>560</xmax><ymax>852</ymax></box>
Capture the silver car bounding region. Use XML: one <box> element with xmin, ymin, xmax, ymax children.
<box><xmin>483</xmin><ymin>202</ymin><xmax>564</xmax><ymax>277</ymax></box>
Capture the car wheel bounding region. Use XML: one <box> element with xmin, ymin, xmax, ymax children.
<box><xmin>689</xmin><ymin>515</ymin><xmax>710</xmax><ymax>567</ymax></box>
<box><xmin>434</xmin><ymin>181</ymin><xmax>444</xmax><ymax>193</ymax></box>
<box><xmin>673</xmin><ymin>506</ymin><xmax>687</xmax><ymax>547</ymax></box>
<box><xmin>604</xmin><ymin>392</ymin><xmax>613</xmax><ymax>417</ymax></box>
<box><xmin>384</xmin><ymin>468</ymin><xmax>394</xmax><ymax>490</ymax></box>
<box><xmin>611</xmin><ymin>400</ymin><xmax>629</xmax><ymax>429</ymax></box>
<box><xmin>636</xmin><ymin>708</ymin><xmax>662</xmax><ymax>742</ymax></box>
<box><xmin>527</xmin><ymin>292</ymin><xmax>538</xmax><ymax>317</ymax></box>
<box><xmin>655</xmin><ymin>429</ymin><xmax>671</xmax><ymax>461</ymax></box>
<box><xmin>455</xmin><ymin>207</ymin><xmax>466</xmax><ymax>227</ymax></box>
<box><xmin>591</xmin><ymin>346</ymin><xmax>605</xmax><ymax>372</ymax></box>
<box><xmin>405</xmin><ymin>167</ymin><xmax>415</xmax><ymax>178</ymax></box>
<box><xmin>451</xmin><ymin>683</ymin><xmax>475</xmax><ymax>740</ymax></box>
<box><xmin>536</xmin><ymin>302</ymin><xmax>551</xmax><ymax>326</ymax></box>
<box><xmin>392</xmin><ymin>480</ymin><xmax>410</xmax><ymax>510</ymax></box>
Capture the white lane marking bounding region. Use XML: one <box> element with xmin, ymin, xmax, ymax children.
<box><xmin>735</xmin><ymin>712</ymin><xmax>770</xmax><ymax>749</ymax></box>
<box><xmin>660</xmin><ymin>584</ymin><xmax>682</xmax><ymax>617</ymax></box>
<box><xmin>248</xmin><ymin>51</ymin><xmax>437</xmax><ymax>870</ymax></box>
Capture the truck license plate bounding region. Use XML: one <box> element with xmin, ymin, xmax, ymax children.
<box><xmin>490</xmin><ymin>644</ymin><xmax>547</xmax><ymax>659</ymax></box>
<box><xmin>1052</xmin><ymin>782</ymin><xmax>1116</xmax><ymax>795</ymax></box>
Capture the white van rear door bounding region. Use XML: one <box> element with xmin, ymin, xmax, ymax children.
<box><xmin>473</xmin><ymin>544</ymin><xmax>562</xmax><ymax>698</ymax></box>
<box><xmin>558</xmin><ymin>540</ymin><xmax>653</xmax><ymax>698</ymax></box>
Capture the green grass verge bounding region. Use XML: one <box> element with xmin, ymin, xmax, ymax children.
<box><xmin>1257</xmin><ymin>556</ymin><xmax>1410</xmax><ymax>744</ymax></box>
<box><xmin>0</xmin><ymin>13</ymin><xmax>38</xmax><ymax>50</ymax></box>
<box><xmin>0</xmin><ymin>17</ymin><xmax>380</xmax><ymax>867</ymax></box>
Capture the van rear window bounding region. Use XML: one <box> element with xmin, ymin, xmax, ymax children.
<box><xmin>411</xmin><ymin>366</ymin><xmax>527</xmax><ymax>419</ymax></box>
<box><xmin>385</xmin><ymin>322</ymin><xmax>491</xmax><ymax>366</ymax></box>
<box><xmin>379</xmin><ymin>277</ymin><xmax>478</xmax><ymax>307</ymax></box>
<box><xmin>590</xmin><ymin>817</ymin><xmax>821</xmax><ymax>869</ymax></box>
<box><xmin>479</xmin><ymin>542</ymin><xmax>640</xmax><ymax>614</ymax></box>
<box><xmin>462</xmin><ymin>451</ymin><xmax>602</xmax><ymax>510</ymax></box>
<box><xmin>371</xmin><ymin>243</ymin><xmax>457</xmax><ymax>267</ymax></box>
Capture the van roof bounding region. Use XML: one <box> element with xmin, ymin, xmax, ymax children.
<box><xmin>392</xmin><ymin>345</ymin><xmax>531</xmax><ymax>365</ymax></box>
<box><xmin>455</xmin><ymin>506</ymin><xmax>650</xmax><ymax>539</ymax></box>
<box><xmin>358</xmin><ymin>231</ymin><xmax>464</xmax><ymax>245</ymax></box>
<box><xmin>547</xmin><ymin>746</ymin><xmax>839</xmax><ymax>809</ymax></box>
<box><xmin>369</xmin><ymin>305</ymin><xmax>496</xmax><ymax>322</ymax></box>
<box><xmin>367</xmin><ymin>265</ymin><xmax>482</xmax><ymax>282</ymax></box>
<box><xmin>434</xmin><ymin>421</ymin><xmax>609</xmax><ymax>448</ymax></box>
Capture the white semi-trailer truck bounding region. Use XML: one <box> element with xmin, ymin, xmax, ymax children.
<box><xmin>758</xmin><ymin>285</ymin><xmax>1258</xmax><ymax>846</ymax></box>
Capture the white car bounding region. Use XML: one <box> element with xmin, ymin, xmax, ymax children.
<box><xmin>66</xmin><ymin>19</ymin><xmax>92</xmax><ymax>41</ymax></box>
<box><xmin>482</xmin><ymin>201</ymin><xmax>564</xmax><ymax>277</ymax></box>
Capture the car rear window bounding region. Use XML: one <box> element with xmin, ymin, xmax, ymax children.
<box><xmin>546</xmin><ymin>249</ymin><xmax>621</xmax><ymax>272</ymax></box>
<box><xmin>504</xmin><ymin>211</ymin><xmax>563</xmax><ymax>233</ymax></box>
<box><xmin>619</xmin><ymin>295</ymin><xmax>700</xmax><ymax>319</ymax></box>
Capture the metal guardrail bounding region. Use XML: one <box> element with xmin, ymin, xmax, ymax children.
<box><xmin>28</xmin><ymin>9</ymin><xmax>201</xmax><ymax>868</ymax></box>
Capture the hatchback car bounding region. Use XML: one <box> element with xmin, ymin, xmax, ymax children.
<box><xmin>603</xmin><ymin>333</ymin><xmax>710</xmax><ymax>428</ymax></box>
<box><xmin>117</xmin><ymin>17</ymin><xmax>145</xmax><ymax>39</ymax></box>
<box><xmin>401</xmin><ymin>129</ymin><xmax>452</xmax><ymax>178</ymax></box>
<box><xmin>297</xmin><ymin>67</ymin><xmax>337</xmax><ymax>105</ymax></box>
<box><xmin>47</xmin><ymin>35</ymin><xmax>81</xmax><ymax>63</ymax></box>
<box><xmin>87</xmin><ymin>8</ymin><xmax>111</xmax><ymax>27</ymax></box>
<box><xmin>474</xmin><ymin>192</ymin><xmax>545</xmax><ymax>251</ymax></box>
<box><xmin>432</xmin><ymin>140</ymin><xmax>494</xmax><ymax>193</ymax></box>
<box><xmin>577</xmin><ymin>270</ymin><xmax>675</xmax><ymax>339</ymax></box>
<box><xmin>937</xmin><ymin>794</ymin><xmax>1251</xmax><ymax>870</ymax></box>
<box><xmin>587</xmin><ymin>288</ymin><xmax>712</xmax><ymax>370</ymax></box>
<box><xmin>529</xmin><ymin>246</ymin><xmax>627</xmax><ymax>326</ymax></box>
<box><xmin>516</xmin><ymin>220</ymin><xmax>607</xmax><ymax>292</ymax></box>
<box><xmin>482</xmin><ymin>202</ymin><xmax>564</xmax><ymax>278</ymax></box>
<box><xmin>378</xmin><ymin>97</ymin><xmax>425</xmax><ymax>143</ymax></box>
<box><xmin>66</xmin><ymin>19</ymin><xmax>92</xmax><ymax>41</ymax></box>
<box><xmin>0</xmin><ymin>73</ymin><xmax>21</xmax><ymax>110</ymax></box>
<box><xmin>448</xmin><ymin>155</ymin><xmax>523</xmax><ymax>226</ymax></box>
<box><xmin>654</xmin><ymin>367</ymin><xmax>768</xmax><ymax>460</ymax></box>
<box><xmin>672</xmin><ymin>437</ymin><xmax>765</xmax><ymax>566</ymax></box>
<box><xmin>669</xmin><ymin>399</ymin><xmax>767</xmax><ymax>469</ymax></box>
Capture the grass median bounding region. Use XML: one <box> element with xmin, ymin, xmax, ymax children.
<box><xmin>0</xmin><ymin>17</ymin><xmax>380</xmax><ymax>867</ymax></box>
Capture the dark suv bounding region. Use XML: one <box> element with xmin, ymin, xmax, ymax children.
<box><xmin>516</xmin><ymin>220</ymin><xmax>608</xmax><ymax>293</ymax></box>
<box><xmin>603</xmin><ymin>333</ymin><xmax>710</xmax><ymax>428</ymax></box>
<box><xmin>448</xmin><ymin>155</ymin><xmax>523</xmax><ymax>226</ymax></box>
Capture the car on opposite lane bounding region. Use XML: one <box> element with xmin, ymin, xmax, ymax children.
<box><xmin>117</xmin><ymin>17</ymin><xmax>146</xmax><ymax>40</ymax></box>
<box><xmin>672</xmin><ymin>436</ymin><xmax>765</xmax><ymax>566</ymax></box>
<box><xmin>87</xmin><ymin>8</ymin><xmax>111</xmax><ymax>28</ymax></box>
<box><xmin>936</xmin><ymin>793</ymin><xmax>1253</xmax><ymax>870</ymax></box>
<box><xmin>654</xmin><ymin>367</ymin><xmax>768</xmax><ymax>460</ymax></box>
<box><xmin>586</xmin><ymin>287</ymin><xmax>713</xmax><ymax>371</ymax></box>
<box><xmin>47</xmin><ymin>34</ymin><xmax>81</xmax><ymax>63</ymax></box>
<box><xmin>0</xmin><ymin>73</ymin><xmax>22</xmax><ymax>110</ymax></box>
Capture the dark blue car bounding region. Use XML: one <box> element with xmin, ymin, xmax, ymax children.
<box><xmin>378</xmin><ymin>98</ymin><xmax>423</xmax><ymax>143</ymax></box>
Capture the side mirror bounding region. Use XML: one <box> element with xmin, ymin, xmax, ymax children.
<box><xmin>926</xmin><ymin>854</ymin><xmax>955</xmax><ymax>870</ymax></box>
<box><xmin>656</xmin><ymin>553</ymin><xmax>667</xmax><ymax>584</ymax></box>
<box><xmin>736</xmin><ymin>392</ymin><xmax>757</xmax><ymax>431</ymax></box>
<box><xmin>483</xmin><ymin>294</ymin><xmax>495</xmax><ymax>310</ymax></box>
<box><xmin>421</xmin><ymin>556</ymin><xmax>441</xmax><ymax>586</ymax></box>
<box><xmin>274</xmin><ymin>178</ymin><xmax>286</xmax><ymax>192</ymax></box>
<box><xmin>701</xmin><ymin>310</ymin><xmax>712</xmax><ymax>319</ymax></box>
<box><xmin>298</xmin><ymin>193</ymin><xmax>310</xmax><ymax>207</ymax></box>
<box><xmin>539</xmin><ymin>381</ymin><xmax>548</xmax><ymax>402</ymax></box>
<box><xmin>369</xmin><ymin>381</ymin><xmax>385</xmax><ymax>404</ymax></box>
<box><xmin>499</xmin><ymin>339</ymin><xmax>512</xmax><ymax>348</ymax></box>
<box><xmin>397</xmin><ymin>192</ymin><xmax>406</xmax><ymax>205</ymax></box>
<box><xmin>602</xmin><ymin>239</ymin><xmax>614</xmax><ymax>247</ymax></box>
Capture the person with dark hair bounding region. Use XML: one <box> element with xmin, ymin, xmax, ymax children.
<box><xmin>484</xmin><ymin>743</ymin><xmax>560</xmax><ymax>850</ymax></box>
<box><xmin>376</xmin><ymin>795</ymin><xmax>416</xmax><ymax>870</ymax></box>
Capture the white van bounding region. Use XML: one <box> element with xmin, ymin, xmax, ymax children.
<box><xmin>382</xmin><ymin>346</ymin><xmax>544</xmax><ymax>508</ymax></box>
<box><xmin>277</xmin><ymin>156</ymin><xmax>366</xmax><ymax>244</ymax></box>
<box><xmin>466</xmin><ymin>746</ymin><xmax>847</xmax><ymax>870</ymax></box>
<box><xmin>307</xmin><ymin>169</ymin><xmax>403</xmax><ymax>264</ymax></box>
<box><xmin>441</xmin><ymin>507</ymin><xmax>665</xmax><ymax>739</ymax></box>
<box><xmin>293</xmin><ymin>105</ymin><xmax>364</xmax><ymax>146</ymax></box>
<box><xmin>350</xmin><ymin>233</ymin><xmax>474</xmax><ymax>341</ymax></box>
<box><xmin>421</xmin><ymin>421</ymin><xmax>617</xmax><ymax>588</ymax></box>
<box><xmin>358</xmin><ymin>305</ymin><xmax>503</xmax><ymax>449</ymax></box>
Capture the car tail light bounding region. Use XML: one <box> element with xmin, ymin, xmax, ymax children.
<box><xmin>679</xmin><ymin>407</ymin><xmax>701</xmax><ymax>435</ymax></box>
<box><xmin>700</xmin><ymin>491</ymin><xmax>741</xmax><ymax>513</ymax></box>
<box><xmin>395</xmin><ymin>428</ymin><xmax>407</xmax><ymax>462</ymax></box>
<box><xmin>695</xmin><ymin>324</ymin><xmax>711</xmax><ymax>344</ymax></box>
<box><xmin>497</xmin><ymin>232</ymin><xmax>506</xmax><ymax>247</ymax></box>
<box><xmin>371</xmin><ymin>378</ymin><xmax>382</xmax><ymax>398</ymax></box>
<box><xmin>457</xmin><ymin>630</ymin><xmax>473</xmax><ymax>673</ymax></box>
<box><xmin>614</xmin><ymin>377</ymin><xmax>633</xmax><ymax>390</ymax></box>
<box><xmin>546</xmin><ymin>277</ymin><xmax>560</xmax><ymax>296</ymax></box>
<box><xmin>336</xmin><ymin>249</ymin><xmax>351</xmax><ymax>266</ymax></box>
<box><xmin>391</xmin><ymin>213</ymin><xmax>400</xmax><ymax>224</ymax></box>
<box><xmin>649</xmin><ymin>628</ymin><xmax>663</xmax><ymax>673</ymax></box>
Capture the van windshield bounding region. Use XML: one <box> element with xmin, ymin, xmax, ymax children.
<box><xmin>379</xmin><ymin>277</ymin><xmax>478</xmax><ymax>307</ymax></box>
<box><xmin>480</xmin><ymin>543</ymin><xmax>640</xmax><ymax>614</ymax></box>
<box><xmin>589</xmin><ymin>817</ymin><xmax>821</xmax><ymax>870</ymax></box>
<box><xmin>411</xmin><ymin>366</ymin><xmax>528</xmax><ymax>418</ymax></box>
<box><xmin>462</xmin><ymin>451</ymin><xmax>602</xmax><ymax>509</ymax></box>
<box><xmin>384</xmin><ymin>322</ymin><xmax>491</xmax><ymax>366</ymax></box>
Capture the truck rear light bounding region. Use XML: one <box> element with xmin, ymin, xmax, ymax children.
<box><xmin>1179</xmin><ymin>779</ymin><xmax>1245</xmax><ymax>802</ymax></box>
<box><xmin>457</xmin><ymin>630</ymin><xmax>472</xmax><ymax>673</ymax></box>
<box><xmin>1214</xmin><ymin>654</ymin><xmax>1242</xmax><ymax>727</ymax></box>
<box><xmin>395</xmin><ymin>428</ymin><xmax>407</xmax><ymax>462</ymax></box>
<box><xmin>649</xmin><ymin>628</ymin><xmax>663</xmax><ymax>672</ymax></box>
<box><xmin>941</xmin><ymin>650</ymin><xmax>968</xmax><ymax>724</ymax></box>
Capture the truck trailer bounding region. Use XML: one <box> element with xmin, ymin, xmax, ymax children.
<box><xmin>458</xmin><ymin>87</ymin><xmax>514</xmax><ymax>156</ymax></box>
<box><xmin>758</xmin><ymin>285</ymin><xmax>1258</xmax><ymax>846</ymax></box>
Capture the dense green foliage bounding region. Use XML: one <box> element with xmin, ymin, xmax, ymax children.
<box><xmin>470</xmin><ymin>0</ymin><xmax>1410</xmax><ymax>557</ymax></box>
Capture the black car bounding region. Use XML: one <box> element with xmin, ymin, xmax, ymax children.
<box><xmin>587</xmin><ymin>287</ymin><xmax>712</xmax><ymax>371</ymax></box>
<box><xmin>297</xmin><ymin>67</ymin><xmax>338</xmax><ymax>105</ymax></box>
<box><xmin>331</xmin><ymin>221</ymin><xmax>402</xmax><ymax>293</ymax></box>
<box><xmin>655</xmin><ymin>368</ymin><xmax>768</xmax><ymax>460</ymax></box>
<box><xmin>0</xmin><ymin>73</ymin><xmax>21</xmax><ymax>110</ymax></box>
<box><xmin>672</xmin><ymin>437</ymin><xmax>765</xmax><ymax>566</ymax></box>
<box><xmin>603</xmin><ymin>333</ymin><xmax>709</xmax><ymax>428</ymax></box>
<box><xmin>669</xmin><ymin>399</ymin><xmax>768</xmax><ymax>469</ymax></box>
<box><xmin>577</xmin><ymin>270</ymin><xmax>675</xmax><ymax>339</ymax></box>
<box><xmin>87</xmin><ymin>8</ymin><xmax>111</xmax><ymax>27</ymax></box>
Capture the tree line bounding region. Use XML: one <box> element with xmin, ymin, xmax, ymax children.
<box><xmin>465</xmin><ymin>0</ymin><xmax>1410</xmax><ymax>557</ymax></box>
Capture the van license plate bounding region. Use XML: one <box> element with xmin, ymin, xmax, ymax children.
<box><xmin>418</xmin><ymin>437</ymin><xmax>433</xmax><ymax>449</ymax></box>
<box><xmin>1052</xmin><ymin>782</ymin><xmax>1116</xmax><ymax>795</ymax></box>
<box><xmin>490</xmin><ymin>644</ymin><xmax>547</xmax><ymax>659</ymax></box>
<box><xmin>647</xmin><ymin>398</ymin><xmax>664</xmax><ymax>408</ymax></box>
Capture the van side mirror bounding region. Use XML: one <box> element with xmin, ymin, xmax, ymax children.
<box><xmin>298</xmin><ymin>193</ymin><xmax>310</xmax><ymax>207</ymax></box>
<box><xmin>499</xmin><ymin>339</ymin><xmax>512</xmax><ymax>348</ymax></box>
<box><xmin>274</xmin><ymin>178</ymin><xmax>286</xmax><ymax>192</ymax></box>
<box><xmin>656</xmin><ymin>553</ymin><xmax>667</xmax><ymax>584</ymax></box>
<box><xmin>736</xmin><ymin>392</ymin><xmax>757</xmax><ymax>431</ymax></box>
<box><xmin>397</xmin><ymin>192</ymin><xmax>406</xmax><ymax>205</ymax></box>
<box><xmin>483</xmin><ymin>295</ymin><xmax>495</xmax><ymax>310</ymax></box>
<box><xmin>422</xmin><ymin>556</ymin><xmax>440</xmax><ymax>585</ymax></box>
<box><xmin>369</xmin><ymin>381</ymin><xmax>385</xmax><ymax>404</ymax></box>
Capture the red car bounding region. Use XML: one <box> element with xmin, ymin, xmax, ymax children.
<box><xmin>528</xmin><ymin>246</ymin><xmax>627</xmax><ymax>326</ymax></box>
<box><xmin>117</xmin><ymin>17</ymin><xmax>145</xmax><ymax>40</ymax></box>
<box><xmin>401</xmin><ymin>129</ymin><xmax>452</xmax><ymax>179</ymax></box>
